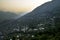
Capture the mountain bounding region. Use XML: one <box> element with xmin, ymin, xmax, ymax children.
<box><xmin>0</xmin><ymin>0</ymin><xmax>60</xmax><ymax>36</ymax></box>
<box><xmin>14</xmin><ymin>0</ymin><xmax>60</xmax><ymax>32</ymax></box>
<box><xmin>0</xmin><ymin>11</ymin><xmax>18</xmax><ymax>22</ymax></box>
<box><xmin>16</xmin><ymin>0</ymin><xmax>60</xmax><ymax>25</ymax></box>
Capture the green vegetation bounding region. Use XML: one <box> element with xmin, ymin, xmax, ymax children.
<box><xmin>3</xmin><ymin>18</ymin><xmax>60</xmax><ymax>40</ymax></box>
<box><xmin>3</xmin><ymin>31</ymin><xmax>60</xmax><ymax>40</ymax></box>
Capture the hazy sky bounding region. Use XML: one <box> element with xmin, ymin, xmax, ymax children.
<box><xmin>0</xmin><ymin>0</ymin><xmax>52</xmax><ymax>13</ymax></box>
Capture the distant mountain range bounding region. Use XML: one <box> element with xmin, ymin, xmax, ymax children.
<box><xmin>0</xmin><ymin>11</ymin><xmax>18</xmax><ymax>22</ymax></box>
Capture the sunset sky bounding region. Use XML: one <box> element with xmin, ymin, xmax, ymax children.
<box><xmin>0</xmin><ymin>0</ymin><xmax>52</xmax><ymax>13</ymax></box>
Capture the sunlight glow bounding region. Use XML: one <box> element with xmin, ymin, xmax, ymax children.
<box><xmin>0</xmin><ymin>0</ymin><xmax>52</xmax><ymax>12</ymax></box>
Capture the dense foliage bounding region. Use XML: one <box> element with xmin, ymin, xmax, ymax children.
<box><xmin>3</xmin><ymin>18</ymin><xmax>60</xmax><ymax>40</ymax></box>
